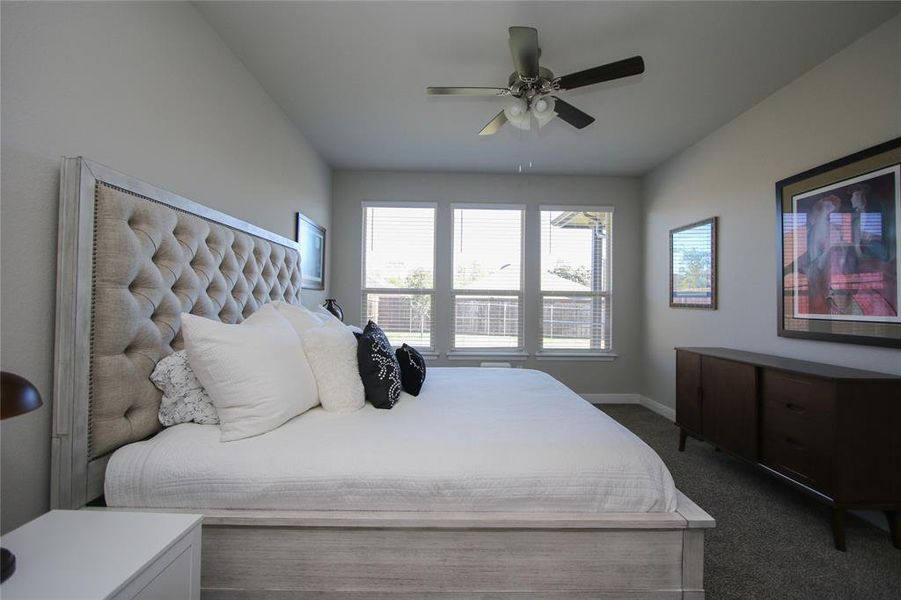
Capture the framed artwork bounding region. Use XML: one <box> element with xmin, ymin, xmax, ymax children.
<box><xmin>296</xmin><ymin>212</ymin><xmax>326</xmax><ymax>290</ymax></box>
<box><xmin>670</xmin><ymin>217</ymin><xmax>717</xmax><ymax>309</ymax></box>
<box><xmin>776</xmin><ymin>137</ymin><xmax>901</xmax><ymax>348</ymax></box>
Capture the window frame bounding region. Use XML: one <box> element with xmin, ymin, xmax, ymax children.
<box><xmin>360</xmin><ymin>201</ymin><xmax>438</xmax><ymax>352</ymax></box>
<box><xmin>449</xmin><ymin>203</ymin><xmax>526</xmax><ymax>353</ymax></box>
<box><xmin>537</xmin><ymin>205</ymin><xmax>615</xmax><ymax>357</ymax></box>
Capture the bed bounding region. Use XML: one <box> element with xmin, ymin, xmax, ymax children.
<box><xmin>52</xmin><ymin>157</ymin><xmax>714</xmax><ymax>599</ymax></box>
<box><xmin>105</xmin><ymin>367</ymin><xmax>677</xmax><ymax>512</ymax></box>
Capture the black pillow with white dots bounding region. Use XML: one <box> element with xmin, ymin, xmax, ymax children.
<box><xmin>395</xmin><ymin>343</ymin><xmax>426</xmax><ymax>396</ymax></box>
<box><xmin>356</xmin><ymin>321</ymin><xmax>402</xmax><ymax>409</ymax></box>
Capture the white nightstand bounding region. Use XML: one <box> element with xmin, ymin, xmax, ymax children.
<box><xmin>0</xmin><ymin>510</ymin><xmax>202</xmax><ymax>599</ymax></box>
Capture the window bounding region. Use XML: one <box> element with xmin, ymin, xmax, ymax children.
<box><xmin>362</xmin><ymin>203</ymin><xmax>435</xmax><ymax>349</ymax></box>
<box><xmin>540</xmin><ymin>208</ymin><xmax>613</xmax><ymax>352</ymax></box>
<box><xmin>452</xmin><ymin>206</ymin><xmax>524</xmax><ymax>350</ymax></box>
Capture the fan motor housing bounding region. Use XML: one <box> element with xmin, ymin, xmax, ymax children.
<box><xmin>508</xmin><ymin>67</ymin><xmax>555</xmax><ymax>99</ymax></box>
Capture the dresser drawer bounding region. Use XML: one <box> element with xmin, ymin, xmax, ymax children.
<box><xmin>761</xmin><ymin>371</ymin><xmax>836</xmax><ymax>416</ymax></box>
<box><xmin>761</xmin><ymin>433</ymin><xmax>833</xmax><ymax>494</ymax></box>
<box><xmin>760</xmin><ymin>376</ymin><xmax>835</xmax><ymax>494</ymax></box>
<box><xmin>761</xmin><ymin>397</ymin><xmax>835</xmax><ymax>455</ymax></box>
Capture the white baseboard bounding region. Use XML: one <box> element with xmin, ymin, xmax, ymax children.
<box><xmin>637</xmin><ymin>395</ymin><xmax>676</xmax><ymax>422</ymax></box>
<box><xmin>582</xmin><ymin>393</ymin><xmax>676</xmax><ymax>423</ymax></box>
<box><xmin>580</xmin><ymin>393</ymin><xmax>642</xmax><ymax>404</ymax></box>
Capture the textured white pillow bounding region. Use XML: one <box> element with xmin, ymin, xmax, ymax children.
<box><xmin>151</xmin><ymin>350</ymin><xmax>219</xmax><ymax>426</ymax></box>
<box><xmin>301</xmin><ymin>322</ymin><xmax>365</xmax><ymax>413</ymax></box>
<box><xmin>181</xmin><ymin>305</ymin><xmax>319</xmax><ymax>441</ymax></box>
<box><xmin>273</xmin><ymin>301</ymin><xmax>329</xmax><ymax>336</ymax></box>
<box><xmin>313</xmin><ymin>305</ymin><xmax>344</xmax><ymax>325</ymax></box>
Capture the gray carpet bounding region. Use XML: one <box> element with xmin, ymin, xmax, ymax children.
<box><xmin>597</xmin><ymin>404</ymin><xmax>901</xmax><ymax>600</ymax></box>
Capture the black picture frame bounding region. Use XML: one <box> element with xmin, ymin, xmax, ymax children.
<box><xmin>296</xmin><ymin>212</ymin><xmax>326</xmax><ymax>291</ymax></box>
<box><xmin>775</xmin><ymin>137</ymin><xmax>901</xmax><ymax>348</ymax></box>
<box><xmin>669</xmin><ymin>217</ymin><xmax>718</xmax><ymax>309</ymax></box>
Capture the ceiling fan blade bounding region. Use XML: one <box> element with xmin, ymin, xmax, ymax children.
<box><xmin>478</xmin><ymin>110</ymin><xmax>508</xmax><ymax>136</ymax></box>
<box><xmin>427</xmin><ymin>86</ymin><xmax>510</xmax><ymax>96</ymax></box>
<box><xmin>551</xmin><ymin>97</ymin><xmax>595</xmax><ymax>129</ymax></box>
<box><xmin>556</xmin><ymin>56</ymin><xmax>645</xmax><ymax>91</ymax></box>
<box><xmin>508</xmin><ymin>26</ymin><xmax>540</xmax><ymax>80</ymax></box>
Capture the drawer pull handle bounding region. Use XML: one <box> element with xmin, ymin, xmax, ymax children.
<box><xmin>785</xmin><ymin>437</ymin><xmax>805</xmax><ymax>450</ymax></box>
<box><xmin>785</xmin><ymin>402</ymin><xmax>805</xmax><ymax>413</ymax></box>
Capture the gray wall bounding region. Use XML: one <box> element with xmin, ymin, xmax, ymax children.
<box><xmin>0</xmin><ymin>1</ymin><xmax>331</xmax><ymax>532</ymax></box>
<box><xmin>642</xmin><ymin>14</ymin><xmax>901</xmax><ymax>408</ymax></box>
<box><xmin>331</xmin><ymin>170</ymin><xmax>644</xmax><ymax>395</ymax></box>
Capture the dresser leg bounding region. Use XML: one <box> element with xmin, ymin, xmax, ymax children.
<box><xmin>886</xmin><ymin>511</ymin><xmax>900</xmax><ymax>550</ymax></box>
<box><xmin>678</xmin><ymin>428</ymin><xmax>687</xmax><ymax>452</ymax></box>
<box><xmin>830</xmin><ymin>508</ymin><xmax>846</xmax><ymax>552</ymax></box>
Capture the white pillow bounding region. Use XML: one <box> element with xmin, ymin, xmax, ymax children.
<box><xmin>273</xmin><ymin>301</ymin><xmax>329</xmax><ymax>336</ymax></box>
<box><xmin>151</xmin><ymin>350</ymin><xmax>219</xmax><ymax>426</ymax></box>
<box><xmin>301</xmin><ymin>323</ymin><xmax>365</xmax><ymax>413</ymax></box>
<box><xmin>313</xmin><ymin>305</ymin><xmax>344</xmax><ymax>325</ymax></box>
<box><xmin>181</xmin><ymin>304</ymin><xmax>319</xmax><ymax>441</ymax></box>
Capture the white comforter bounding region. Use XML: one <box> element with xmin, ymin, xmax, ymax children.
<box><xmin>105</xmin><ymin>368</ymin><xmax>677</xmax><ymax>512</ymax></box>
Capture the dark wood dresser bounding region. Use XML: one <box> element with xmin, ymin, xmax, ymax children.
<box><xmin>675</xmin><ymin>347</ymin><xmax>901</xmax><ymax>551</ymax></box>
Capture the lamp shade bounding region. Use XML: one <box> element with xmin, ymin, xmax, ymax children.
<box><xmin>1</xmin><ymin>372</ymin><xmax>43</xmax><ymax>420</ymax></box>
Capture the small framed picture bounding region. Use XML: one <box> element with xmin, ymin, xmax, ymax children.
<box><xmin>670</xmin><ymin>217</ymin><xmax>717</xmax><ymax>309</ymax></box>
<box><xmin>776</xmin><ymin>137</ymin><xmax>901</xmax><ymax>347</ymax></box>
<box><xmin>296</xmin><ymin>212</ymin><xmax>326</xmax><ymax>290</ymax></box>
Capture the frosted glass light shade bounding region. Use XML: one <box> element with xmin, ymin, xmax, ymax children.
<box><xmin>504</xmin><ymin>98</ymin><xmax>530</xmax><ymax>130</ymax></box>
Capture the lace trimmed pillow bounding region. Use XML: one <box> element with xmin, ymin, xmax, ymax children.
<box><xmin>151</xmin><ymin>350</ymin><xmax>219</xmax><ymax>426</ymax></box>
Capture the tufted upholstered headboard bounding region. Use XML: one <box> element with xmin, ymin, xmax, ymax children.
<box><xmin>52</xmin><ymin>158</ymin><xmax>304</xmax><ymax>508</ymax></box>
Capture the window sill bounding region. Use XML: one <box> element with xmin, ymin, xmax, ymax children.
<box><xmin>534</xmin><ymin>351</ymin><xmax>618</xmax><ymax>361</ymax></box>
<box><xmin>417</xmin><ymin>351</ymin><xmax>440</xmax><ymax>361</ymax></box>
<box><xmin>445</xmin><ymin>351</ymin><xmax>530</xmax><ymax>361</ymax></box>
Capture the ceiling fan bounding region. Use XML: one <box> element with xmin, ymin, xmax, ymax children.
<box><xmin>427</xmin><ymin>26</ymin><xmax>645</xmax><ymax>136</ymax></box>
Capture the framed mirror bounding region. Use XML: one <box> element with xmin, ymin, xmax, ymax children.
<box><xmin>670</xmin><ymin>217</ymin><xmax>717</xmax><ymax>309</ymax></box>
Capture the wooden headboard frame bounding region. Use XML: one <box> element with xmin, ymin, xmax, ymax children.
<box><xmin>52</xmin><ymin>157</ymin><xmax>304</xmax><ymax>509</ymax></box>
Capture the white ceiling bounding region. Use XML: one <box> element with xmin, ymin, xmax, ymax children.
<box><xmin>198</xmin><ymin>1</ymin><xmax>900</xmax><ymax>176</ymax></box>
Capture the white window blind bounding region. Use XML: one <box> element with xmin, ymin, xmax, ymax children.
<box><xmin>452</xmin><ymin>206</ymin><xmax>524</xmax><ymax>350</ymax></box>
<box><xmin>540</xmin><ymin>208</ymin><xmax>613</xmax><ymax>352</ymax></box>
<box><xmin>362</xmin><ymin>204</ymin><xmax>435</xmax><ymax>349</ymax></box>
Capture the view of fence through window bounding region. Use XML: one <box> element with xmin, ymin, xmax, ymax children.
<box><xmin>453</xmin><ymin>207</ymin><xmax>523</xmax><ymax>349</ymax></box>
<box><xmin>540</xmin><ymin>209</ymin><xmax>612</xmax><ymax>351</ymax></box>
<box><xmin>362</xmin><ymin>204</ymin><xmax>435</xmax><ymax>348</ymax></box>
<box><xmin>361</xmin><ymin>204</ymin><xmax>613</xmax><ymax>353</ymax></box>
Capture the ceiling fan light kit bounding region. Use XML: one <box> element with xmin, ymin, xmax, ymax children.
<box><xmin>503</xmin><ymin>97</ymin><xmax>530</xmax><ymax>130</ymax></box>
<box><xmin>427</xmin><ymin>26</ymin><xmax>645</xmax><ymax>136</ymax></box>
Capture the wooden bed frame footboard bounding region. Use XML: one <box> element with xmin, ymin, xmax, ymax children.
<box><xmin>115</xmin><ymin>491</ymin><xmax>713</xmax><ymax>599</ymax></box>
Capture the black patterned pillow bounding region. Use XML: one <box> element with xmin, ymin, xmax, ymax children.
<box><xmin>356</xmin><ymin>321</ymin><xmax>402</xmax><ymax>409</ymax></box>
<box><xmin>395</xmin><ymin>344</ymin><xmax>426</xmax><ymax>396</ymax></box>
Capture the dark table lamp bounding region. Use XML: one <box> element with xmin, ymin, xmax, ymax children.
<box><xmin>1</xmin><ymin>371</ymin><xmax>43</xmax><ymax>583</ymax></box>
